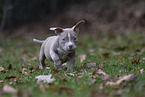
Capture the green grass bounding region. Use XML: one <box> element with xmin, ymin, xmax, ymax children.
<box><xmin>0</xmin><ymin>33</ymin><xmax>145</xmax><ymax>97</ymax></box>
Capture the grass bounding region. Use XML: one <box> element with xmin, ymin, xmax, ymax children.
<box><xmin>0</xmin><ymin>33</ymin><xmax>145</xmax><ymax>97</ymax></box>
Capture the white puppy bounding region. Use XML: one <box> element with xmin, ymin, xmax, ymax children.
<box><xmin>33</xmin><ymin>20</ymin><xmax>85</xmax><ymax>71</ymax></box>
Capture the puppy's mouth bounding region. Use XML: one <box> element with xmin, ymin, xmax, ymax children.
<box><xmin>67</xmin><ymin>49</ymin><xmax>75</xmax><ymax>52</ymax></box>
<box><xmin>67</xmin><ymin>49</ymin><xmax>74</xmax><ymax>52</ymax></box>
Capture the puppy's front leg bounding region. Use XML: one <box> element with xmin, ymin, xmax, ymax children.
<box><xmin>39</xmin><ymin>45</ymin><xmax>46</xmax><ymax>70</ymax></box>
<box><xmin>50</xmin><ymin>50</ymin><xmax>62</xmax><ymax>70</ymax></box>
<box><xmin>67</xmin><ymin>56</ymin><xmax>75</xmax><ymax>71</ymax></box>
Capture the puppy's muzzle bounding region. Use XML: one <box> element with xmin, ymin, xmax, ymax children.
<box><xmin>67</xmin><ymin>45</ymin><xmax>76</xmax><ymax>51</ymax></box>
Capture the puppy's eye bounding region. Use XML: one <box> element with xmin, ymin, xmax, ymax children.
<box><xmin>74</xmin><ymin>38</ymin><xmax>77</xmax><ymax>41</ymax></box>
<box><xmin>62</xmin><ymin>39</ymin><xmax>65</xmax><ymax>41</ymax></box>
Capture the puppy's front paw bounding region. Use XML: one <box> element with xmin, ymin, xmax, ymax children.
<box><xmin>54</xmin><ymin>65</ymin><xmax>62</xmax><ymax>71</ymax></box>
<box><xmin>41</xmin><ymin>66</ymin><xmax>46</xmax><ymax>70</ymax></box>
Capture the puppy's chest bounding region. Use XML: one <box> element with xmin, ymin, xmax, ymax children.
<box><xmin>57</xmin><ymin>48</ymin><xmax>69</xmax><ymax>61</ymax></box>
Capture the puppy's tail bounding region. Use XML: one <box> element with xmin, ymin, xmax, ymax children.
<box><xmin>33</xmin><ymin>38</ymin><xmax>44</xmax><ymax>43</ymax></box>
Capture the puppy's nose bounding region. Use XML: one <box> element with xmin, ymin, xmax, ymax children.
<box><xmin>69</xmin><ymin>45</ymin><xmax>73</xmax><ymax>49</ymax></box>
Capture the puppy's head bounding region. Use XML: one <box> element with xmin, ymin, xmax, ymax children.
<box><xmin>50</xmin><ymin>20</ymin><xmax>85</xmax><ymax>52</ymax></box>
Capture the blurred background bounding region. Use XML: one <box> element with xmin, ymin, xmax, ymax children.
<box><xmin>0</xmin><ymin>0</ymin><xmax>145</xmax><ymax>37</ymax></box>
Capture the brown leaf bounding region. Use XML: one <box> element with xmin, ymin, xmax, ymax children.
<box><xmin>131</xmin><ymin>59</ymin><xmax>140</xmax><ymax>64</ymax></box>
<box><xmin>5</xmin><ymin>76</ymin><xmax>17</xmax><ymax>80</ymax></box>
<box><xmin>96</xmin><ymin>69</ymin><xmax>108</xmax><ymax>76</ymax></box>
<box><xmin>53</xmin><ymin>69</ymin><xmax>61</xmax><ymax>74</ymax></box>
<box><xmin>102</xmin><ymin>53</ymin><xmax>109</xmax><ymax>59</ymax></box>
<box><xmin>7</xmin><ymin>64</ymin><xmax>12</xmax><ymax>70</ymax></box>
<box><xmin>1</xmin><ymin>70</ymin><xmax>7</xmax><ymax>74</ymax></box>
<box><xmin>119</xmin><ymin>57</ymin><xmax>125</xmax><ymax>61</ymax></box>
<box><xmin>11</xmin><ymin>77</ymin><xmax>19</xmax><ymax>81</ymax></box>
<box><xmin>3</xmin><ymin>84</ymin><xmax>18</xmax><ymax>94</ymax></box>
<box><xmin>105</xmin><ymin>74</ymin><xmax>137</xmax><ymax>88</ymax></box>
<box><xmin>21</xmin><ymin>68</ymin><xmax>28</xmax><ymax>75</ymax></box>
<box><xmin>92</xmin><ymin>69</ymin><xmax>110</xmax><ymax>80</ymax></box>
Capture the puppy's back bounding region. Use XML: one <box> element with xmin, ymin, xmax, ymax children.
<box><xmin>43</xmin><ymin>36</ymin><xmax>59</xmax><ymax>58</ymax></box>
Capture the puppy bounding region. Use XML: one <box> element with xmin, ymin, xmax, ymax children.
<box><xmin>33</xmin><ymin>20</ymin><xmax>85</xmax><ymax>71</ymax></box>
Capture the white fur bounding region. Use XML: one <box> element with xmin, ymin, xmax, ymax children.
<box><xmin>33</xmin><ymin>38</ymin><xmax>44</xmax><ymax>43</ymax></box>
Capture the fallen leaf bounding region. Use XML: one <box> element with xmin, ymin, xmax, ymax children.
<box><xmin>1</xmin><ymin>70</ymin><xmax>7</xmax><ymax>74</ymax></box>
<box><xmin>53</xmin><ymin>69</ymin><xmax>61</xmax><ymax>74</ymax></box>
<box><xmin>62</xmin><ymin>63</ymin><xmax>67</xmax><ymax>66</ymax></box>
<box><xmin>138</xmin><ymin>69</ymin><xmax>144</xmax><ymax>74</ymax></box>
<box><xmin>35</xmin><ymin>74</ymin><xmax>55</xmax><ymax>84</ymax></box>
<box><xmin>78</xmin><ymin>54</ymin><xmax>86</xmax><ymax>63</ymax></box>
<box><xmin>21</xmin><ymin>68</ymin><xmax>28</xmax><ymax>75</ymax></box>
<box><xmin>67</xmin><ymin>73</ymin><xmax>75</xmax><ymax>76</ymax></box>
<box><xmin>132</xmin><ymin>60</ymin><xmax>140</xmax><ymax>64</ymax></box>
<box><xmin>0</xmin><ymin>66</ymin><xmax>4</xmax><ymax>71</ymax></box>
<box><xmin>105</xmin><ymin>74</ymin><xmax>137</xmax><ymax>88</ymax></box>
<box><xmin>31</xmin><ymin>56</ymin><xmax>39</xmax><ymax>60</ymax></box>
<box><xmin>11</xmin><ymin>77</ymin><xmax>19</xmax><ymax>81</ymax></box>
<box><xmin>65</xmin><ymin>74</ymin><xmax>70</xmax><ymax>78</ymax></box>
<box><xmin>97</xmin><ymin>69</ymin><xmax>110</xmax><ymax>80</ymax></box>
<box><xmin>9</xmin><ymin>82</ymin><xmax>13</xmax><ymax>85</ymax></box>
<box><xmin>102</xmin><ymin>53</ymin><xmax>110</xmax><ymax>59</ymax></box>
<box><xmin>46</xmin><ymin>67</ymin><xmax>50</xmax><ymax>70</ymax></box>
<box><xmin>96</xmin><ymin>69</ymin><xmax>107</xmax><ymax>76</ymax></box>
<box><xmin>92</xmin><ymin>69</ymin><xmax>110</xmax><ymax>80</ymax></box>
<box><xmin>0</xmin><ymin>80</ymin><xmax>4</xmax><ymax>83</ymax></box>
<box><xmin>7</xmin><ymin>64</ymin><xmax>12</xmax><ymax>70</ymax></box>
<box><xmin>5</xmin><ymin>76</ymin><xmax>17</xmax><ymax>80</ymax></box>
<box><xmin>119</xmin><ymin>57</ymin><xmax>125</xmax><ymax>61</ymax></box>
<box><xmin>3</xmin><ymin>84</ymin><xmax>18</xmax><ymax>94</ymax></box>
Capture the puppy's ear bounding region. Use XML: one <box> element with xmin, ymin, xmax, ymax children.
<box><xmin>72</xmin><ymin>20</ymin><xmax>85</xmax><ymax>34</ymax></box>
<box><xmin>50</xmin><ymin>27</ymin><xmax>63</xmax><ymax>35</ymax></box>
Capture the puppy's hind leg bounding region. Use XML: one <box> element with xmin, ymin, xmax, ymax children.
<box><xmin>39</xmin><ymin>47</ymin><xmax>46</xmax><ymax>70</ymax></box>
